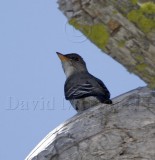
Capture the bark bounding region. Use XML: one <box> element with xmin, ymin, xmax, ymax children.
<box><xmin>57</xmin><ymin>0</ymin><xmax>155</xmax><ymax>88</ymax></box>
<box><xmin>26</xmin><ymin>87</ymin><xmax>155</xmax><ymax>160</ymax></box>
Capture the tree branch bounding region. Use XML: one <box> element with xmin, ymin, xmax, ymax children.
<box><xmin>58</xmin><ymin>0</ymin><xmax>155</xmax><ymax>88</ymax></box>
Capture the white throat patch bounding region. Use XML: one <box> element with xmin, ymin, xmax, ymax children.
<box><xmin>62</xmin><ymin>61</ymin><xmax>75</xmax><ymax>78</ymax></box>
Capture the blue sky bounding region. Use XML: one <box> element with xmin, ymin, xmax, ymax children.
<box><xmin>0</xmin><ymin>1</ymin><xmax>146</xmax><ymax>160</ymax></box>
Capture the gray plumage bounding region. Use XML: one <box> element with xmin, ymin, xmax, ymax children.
<box><xmin>57</xmin><ymin>52</ymin><xmax>112</xmax><ymax>112</ymax></box>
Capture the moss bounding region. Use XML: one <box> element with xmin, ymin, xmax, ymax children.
<box><xmin>69</xmin><ymin>19</ymin><xmax>109</xmax><ymax>49</ymax></box>
<box><xmin>135</xmin><ymin>55</ymin><xmax>144</xmax><ymax>62</ymax></box>
<box><xmin>130</xmin><ymin>48</ymin><xmax>138</xmax><ymax>53</ymax></box>
<box><xmin>149</xmin><ymin>77</ymin><xmax>155</xmax><ymax>88</ymax></box>
<box><xmin>135</xmin><ymin>63</ymin><xmax>147</xmax><ymax>72</ymax></box>
<box><xmin>112</xmin><ymin>10</ymin><xmax>118</xmax><ymax>15</ymax></box>
<box><xmin>131</xmin><ymin>0</ymin><xmax>138</xmax><ymax>5</ymax></box>
<box><xmin>118</xmin><ymin>40</ymin><xmax>126</xmax><ymax>48</ymax></box>
<box><xmin>134</xmin><ymin>62</ymin><xmax>155</xmax><ymax>89</ymax></box>
<box><xmin>128</xmin><ymin>10</ymin><xmax>155</xmax><ymax>33</ymax></box>
<box><xmin>127</xmin><ymin>2</ymin><xmax>155</xmax><ymax>33</ymax></box>
<box><xmin>141</xmin><ymin>2</ymin><xmax>155</xmax><ymax>14</ymax></box>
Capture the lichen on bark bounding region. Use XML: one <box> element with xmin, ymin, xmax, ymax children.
<box><xmin>127</xmin><ymin>2</ymin><xmax>155</xmax><ymax>33</ymax></box>
<box><xmin>69</xmin><ymin>19</ymin><xmax>110</xmax><ymax>50</ymax></box>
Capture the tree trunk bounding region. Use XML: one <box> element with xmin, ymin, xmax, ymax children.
<box><xmin>26</xmin><ymin>87</ymin><xmax>155</xmax><ymax>160</ymax></box>
<box><xmin>57</xmin><ymin>0</ymin><xmax>155</xmax><ymax>88</ymax></box>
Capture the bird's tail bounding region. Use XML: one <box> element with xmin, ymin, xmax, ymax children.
<box><xmin>104</xmin><ymin>99</ymin><xmax>112</xmax><ymax>104</ymax></box>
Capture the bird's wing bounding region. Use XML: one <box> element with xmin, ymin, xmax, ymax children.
<box><xmin>65</xmin><ymin>73</ymin><xmax>110</xmax><ymax>100</ymax></box>
<box><xmin>92</xmin><ymin>76</ymin><xmax>110</xmax><ymax>99</ymax></box>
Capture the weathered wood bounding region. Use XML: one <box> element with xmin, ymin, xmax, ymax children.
<box><xmin>57</xmin><ymin>0</ymin><xmax>155</xmax><ymax>88</ymax></box>
<box><xmin>26</xmin><ymin>87</ymin><xmax>155</xmax><ymax>160</ymax></box>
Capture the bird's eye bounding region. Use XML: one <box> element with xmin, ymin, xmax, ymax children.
<box><xmin>72</xmin><ymin>57</ymin><xmax>79</xmax><ymax>61</ymax></box>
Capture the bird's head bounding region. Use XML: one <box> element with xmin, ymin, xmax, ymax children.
<box><xmin>56</xmin><ymin>52</ymin><xmax>87</xmax><ymax>78</ymax></box>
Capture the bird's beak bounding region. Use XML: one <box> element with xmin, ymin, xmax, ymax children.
<box><xmin>56</xmin><ymin>52</ymin><xmax>69</xmax><ymax>62</ymax></box>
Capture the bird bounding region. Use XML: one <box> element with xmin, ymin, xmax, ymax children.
<box><xmin>56</xmin><ymin>52</ymin><xmax>112</xmax><ymax>112</ymax></box>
